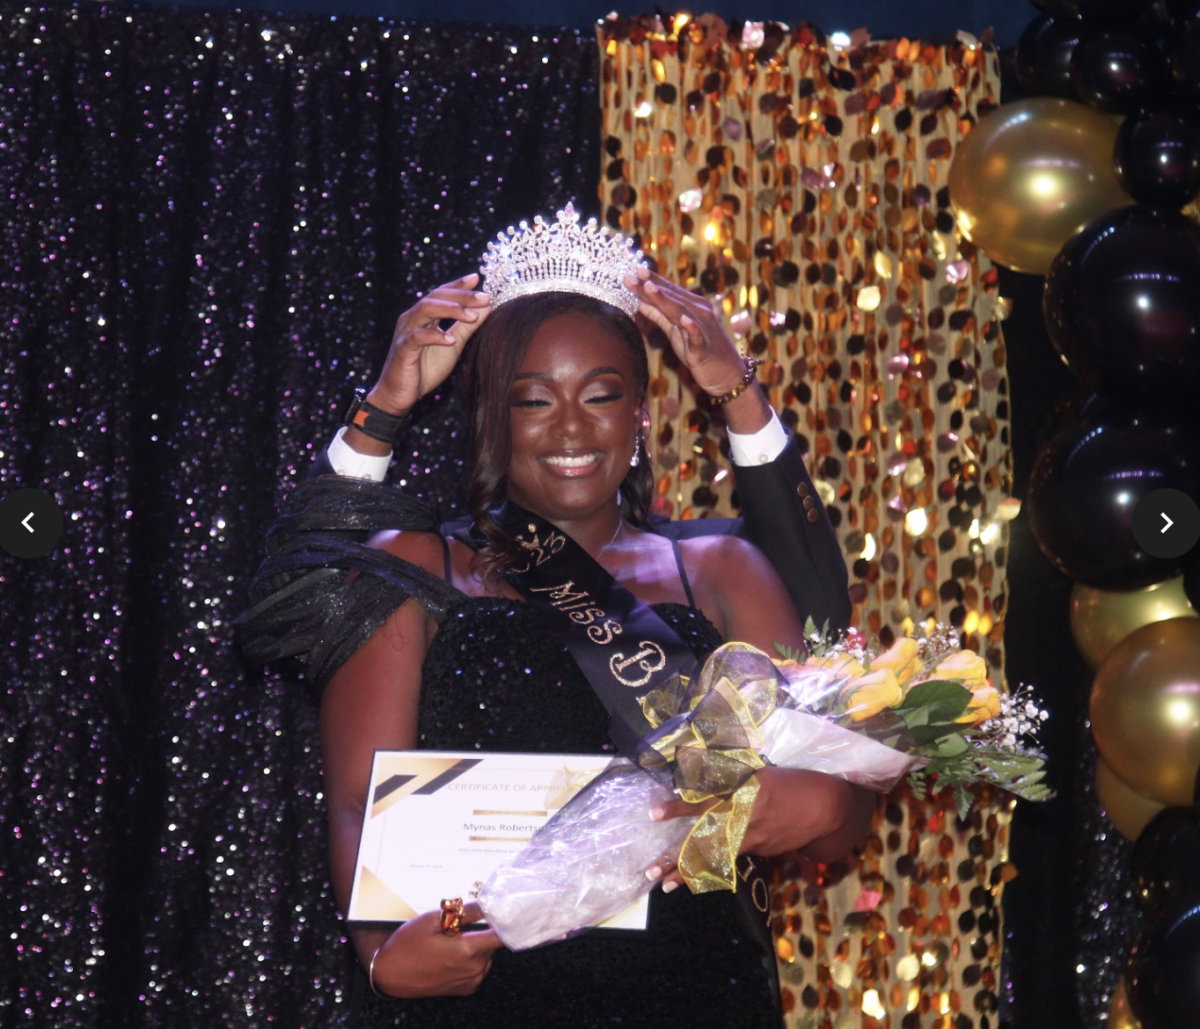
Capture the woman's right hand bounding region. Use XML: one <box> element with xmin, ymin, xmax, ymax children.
<box><xmin>363</xmin><ymin>273</ymin><xmax>493</xmax><ymax>418</ymax></box>
<box><xmin>368</xmin><ymin>902</ymin><xmax>504</xmax><ymax>999</ymax></box>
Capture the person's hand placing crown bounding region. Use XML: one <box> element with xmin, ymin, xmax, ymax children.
<box><xmin>338</xmin><ymin>206</ymin><xmax>774</xmax><ymax>464</ymax></box>
<box><xmin>622</xmin><ymin>264</ymin><xmax>771</xmax><ymax>435</ymax></box>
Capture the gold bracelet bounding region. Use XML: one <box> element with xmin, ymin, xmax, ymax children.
<box><xmin>368</xmin><ymin>943</ymin><xmax>392</xmax><ymax>1000</ymax></box>
<box><xmin>710</xmin><ymin>355</ymin><xmax>762</xmax><ymax>405</ymax></box>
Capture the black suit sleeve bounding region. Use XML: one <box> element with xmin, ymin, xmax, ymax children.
<box><xmin>312</xmin><ymin>447</ymin><xmax>337</xmax><ymax>478</ymax></box>
<box><xmin>731</xmin><ymin>437</ymin><xmax>851</xmax><ymax>631</ymax></box>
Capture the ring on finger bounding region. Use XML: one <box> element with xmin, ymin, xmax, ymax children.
<box><xmin>440</xmin><ymin>897</ymin><xmax>464</xmax><ymax>936</ymax></box>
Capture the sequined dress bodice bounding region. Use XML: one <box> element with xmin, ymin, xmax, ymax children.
<box><xmin>360</xmin><ymin>596</ymin><xmax>777</xmax><ymax>1028</ymax></box>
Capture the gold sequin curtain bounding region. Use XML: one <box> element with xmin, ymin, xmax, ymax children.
<box><xmin>598</xmin><ymin>16</ymin><xmax>1015</xmax><ymax>1028</ymax></box>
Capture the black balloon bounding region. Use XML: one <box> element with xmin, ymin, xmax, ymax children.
<box><xmin>1126</xmin><ymin>892</ymin><xmax>1200</xmax><ymax>1029</ymax></box>
<box><xmin>1115</xmin><ymin>98</ymin><xmax>1200</xmax><ymax>208</ymax></box>
<box><xmin>1070</xmin><ymin>26</ymin><xmax>1170</xmax><ymax>112</ymax></box>
<box><xmin>1184</xmin><ymin>546</ymin><xmax>1200</xmax><ymax>612</ymax></box>
<box><xmin>1170</xmin><ymin>11</ymin><xmax>1200</xmax><ymax>105</ymax></box>
<box><xmin>1017</xmin><ymin>13</ymin><xmax>1085</xmax><ymax>99</ymax></box>
<box><xmin>1166</xmin><ymin>0</ymin><xmax>1200</xmax><ymax>20</ymax></box>
<box><xmin>1131</xmin><ymin>807</ymin><xmax>1200</xmax><ymax>914</ymax></box>
<box><xmin>1043</xmin><ymin>206</ymin><xmax>1200</xmax><ymax>400</ymax></box>
<box><xmin>1026</xmin><ymin>406</ymin><xmax>1200</xmax><ymax>588</ymax></box>
<box><xmin>1079</xmin><ymin>0</ymin><xmax>1168</xmax><ymax>24</ymax></box>
<box><xmin>1037</xmin><ymin>388</ymin><xmax>1113</xmax><ymax>449</ymax></box>
<box><xmin>1032</xmin><ymin>0</ymin><xmax>1081</xmax><ymax>13</ymax></box>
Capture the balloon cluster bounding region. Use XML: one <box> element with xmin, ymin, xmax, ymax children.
<box><xmin>950</xmin><ymin>2</ymin><xmax>1200</xmax><ymax>1027</ymax></box>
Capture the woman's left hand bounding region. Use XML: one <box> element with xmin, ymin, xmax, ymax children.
<box><xmin>646</xmin><ymin>768</ymin><xmax>874</xmax><ymax>891</ymax></box>
<box><xmin>622</xmin><ymin>267</ymin><xmax>753</xmax><ymax>401</ymax></box>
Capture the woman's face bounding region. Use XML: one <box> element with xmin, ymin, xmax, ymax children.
<box><xmin>505</xmin><ymin>310</ymin><xmax>644</xmax><ymax>529</ymax></box>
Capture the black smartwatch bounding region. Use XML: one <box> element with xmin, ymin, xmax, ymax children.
<box><xmin>343</xmin><ymin>387</ymin><xmax>410</xmax><ymax>444</ymax></box>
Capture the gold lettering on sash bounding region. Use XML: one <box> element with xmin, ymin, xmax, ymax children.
<box><xmin>752</xmin><ymin>877</ymin><xmax>770</xmax><ymax>914</ymax></box>
<box><xmin>568</xmin><ymin>607</ymin><xmax>608</xmax><ymax>626</ymax></box>
<box><xmin>528</xmin><ymin>580</ymin><xmax>593</xmax><ymax>609</ymax></box>
<box><xmin>608</xmin><ymin>641</ymin><xmax>667</xmax><ymax>688</ymax></box>
<box><xmin>737</xmin><ymin>856</ymin><xmax>770</xmax><ymax>916</ymax></box>
<box><xmin>515</xmin><ymin>529</ymin><xmax>567</xmax><ymax>571</ymax></box>
<box><xmin>587</xmin><ymin>621</ymin><xmax>623</xmax><ymax>645</ymax></box>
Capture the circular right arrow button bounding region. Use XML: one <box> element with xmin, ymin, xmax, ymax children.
<box><xmin>1133</xmin><ymin>488</ymin><xmax>1200</xmax><ymax>561</ymax></box>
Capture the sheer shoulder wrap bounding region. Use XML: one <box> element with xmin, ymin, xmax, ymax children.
<box><xmin>235</xmin><ymin>475</ymin><xmax>462</xmax><ymax>688</ymax></box>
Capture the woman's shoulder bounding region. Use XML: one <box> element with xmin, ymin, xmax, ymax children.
<box><xmin>677</xmin><ymin>531</ymin><xmax>791</xmax><ymax>608</ymax></box>
<box><xmin>677</xmin><ymin>530</ymin><xmax>770</xmax><ymax>574</ymax></box>
<box><xmin>367</xmin><ymin>527</ymin><xmax>449</xmax><ymax>579</ymax></box>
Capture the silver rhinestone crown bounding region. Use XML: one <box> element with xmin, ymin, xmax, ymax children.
<box><xmin>480</xmin><ymin>204</ymin><xmax>646</xmax><ymax>317</ymax></box>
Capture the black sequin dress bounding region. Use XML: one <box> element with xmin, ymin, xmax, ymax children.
<box><xmin>358</xmin><ymin>596</ymin><xmax>778</xmax><ymax>1028</ymax></box>
<box><xmin>237</xmin><ymin>480</ymin><xmax>778</xmax><ymax>1028</ymax></box>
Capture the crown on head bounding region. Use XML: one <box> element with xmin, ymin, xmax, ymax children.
<box><xmin>480</xmin><ymin>204</ymin><xmax>646</xmax><ymax>317</ymax></box>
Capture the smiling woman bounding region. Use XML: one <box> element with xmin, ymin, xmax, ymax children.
<box><xmin>243</xmin><ymin>207</ymin><xmax>866</xmax><ymax>1028</ymax></box>
<box><xmin>464</xmin><ymin>296</ymin><xmax>652</xmax><ymax>561</ymax></box>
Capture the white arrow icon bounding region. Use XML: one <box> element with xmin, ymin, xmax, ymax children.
<box><xmin>20</xmin><ymin>512</ymin><xmax>34</xmax><ymax>533</ymax></box>
<box><xmin>1161</xmin><ymin>512</ymin><xmax>1174</xmax><ymax>534</ymax></box>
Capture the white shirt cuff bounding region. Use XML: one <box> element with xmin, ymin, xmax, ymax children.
<box><xmin>727</xmin><ymin>411</ymin><xmax>789</xmax><ymax>466</ymax></box>
<box><xmin>327</xmin><ymin>426</ymin><xmax>392</xmax><ymax>481</ymax></box>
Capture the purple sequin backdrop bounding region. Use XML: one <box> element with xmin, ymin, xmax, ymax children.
<box><xmin>0</xmin><ymin>4</ymin><xmax>596</xmax><ymax>1024</ymax></box>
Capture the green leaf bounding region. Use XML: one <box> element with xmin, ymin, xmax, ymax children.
<box><xmin>935</xmin><ymin>734</ymin><xmax>969</xmax><ymax>757</ymax></box>
<box><xmin>774</xmin><ymin>641</ymin><xmax>803</xmax><ymax>663</ymax></box>
<box><xmin>907</xmin><ymin>722</ymin><xmax>969</xmax><ymax>746</ymax></box>
<box><xmin>953</xmin><ymin>784</ymin><xmax>972</xmax><ymax>821</ymax></box>
<box><xmin>894</xmin><ymin>679</ymin><xmax>973</xmax><ymax>723</ymax></box>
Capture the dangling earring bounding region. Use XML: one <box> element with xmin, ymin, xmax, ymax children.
<box><xmin>630</xmin><ymin>431</ymin><xmax>643</xmax><ymax>468</ymax></box>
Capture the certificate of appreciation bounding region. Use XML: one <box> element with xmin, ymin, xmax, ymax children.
<box><xmin>347</xmin><ymin>750</ymin><xmax>650</xmax><ymax>933</ymax></box>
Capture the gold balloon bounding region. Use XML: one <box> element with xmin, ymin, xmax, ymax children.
<box><xmin>949</xmin><ymin>97</ymin><xmax>1134</xmax><ymax>274</ymax></box>
<box><xmin>1108</xmin><ymin>978</ymin><xmax>1143</xmax><ymax>1029</ymax></box>
<box><xmin>1091</xmin><ymin>618</ymin><xmax>1200</xmax><ymax>807</ymax></box>
<box><xmin>1070</xmin><ymin>576</ymin><xmax>1198</xmax><ymax>671</ymax></box>
<box><xmin>1095</xmin><ymin>756</ymin><xmax>1165</xmax><ymax>842</ymax></box>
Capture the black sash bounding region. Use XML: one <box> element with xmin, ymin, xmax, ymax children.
<box><xmin>471</xmin><ymin>502</ymin><xmax>701</xmax><ymax>762</ymax></box>
<box><xmin>466</xmin><ymin>503</ymin><xmax>780</xmax><ymax>1006</ymax></box>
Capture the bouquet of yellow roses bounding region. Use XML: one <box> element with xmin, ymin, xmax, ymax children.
<box><xmin>770</xmin><ymin>620</ymin><xmax>1049</xmax><ymax>816</ymax></box>
<box><xmin>477</xmin><ymin>622</ymin><xmax>1049</xmax><ymax>951</ymax></box>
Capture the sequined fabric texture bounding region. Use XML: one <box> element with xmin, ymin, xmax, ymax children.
<box><xmin>0</xmin><ymin>5</ymin><xmax>597</xmax><ymax>1026</ymax></box>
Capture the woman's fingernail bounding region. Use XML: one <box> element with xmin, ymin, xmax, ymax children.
<box><xmin>644</xmin><ymin>281</ymin><xmax>659</xmax><ymax>294</ymax></box>
<box><xmin>648</xmin><ymin>806</ymin><xmax>665</xmax><ymax>821</ymax></box>
<box><xmin>662</xmin><ymin>881</ymin><xmax>679</xmax><ymax>894</ymax></box>
<box><xmin>645</xmin><ymin>865</ymin><xmax>663</xmax><ymax>881</ymax></box>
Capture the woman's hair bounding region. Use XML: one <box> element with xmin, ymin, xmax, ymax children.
<box><xmin>459</xmin><ymin>291</ymin><xmax>653</xmax><ymax>575</ymax></box>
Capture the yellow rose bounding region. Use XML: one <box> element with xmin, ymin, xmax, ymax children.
<box><xmin>805</xmin><ymin>653</ymin><xmax>866</xmax><ymax>680</ymax></box>
<box><xmin>933</xmin><ymin>650</ymin><xmax>988</xmax><ymax>690</ymax></box>
<box><xmin>958</xmin><ymin>683</ymin><xmax>1003</xmax><ymax>725</ymax></box>
<box><xmin>870</xmin><ymin>637</ymin><xmax>922</xmax><ymax>685</ymax></box>
<box><xmin>841</xmin><ymin>669</ymin><xmax>902</xmax><ymax>722</ymax></box>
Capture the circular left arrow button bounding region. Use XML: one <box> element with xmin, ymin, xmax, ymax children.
<box><xmin>0</xmin><ymin>488</ymin><xmax>64</xmax><ymax>559</ymax></box>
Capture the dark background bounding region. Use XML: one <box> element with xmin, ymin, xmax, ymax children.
<box><xmin>93</xmin><ymin>0</ymin><xmax>1031</xmax><ymax>44</ymax></box>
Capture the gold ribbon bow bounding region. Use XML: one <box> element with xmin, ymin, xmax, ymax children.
<box><xmin>640</xmin><ymin>642</ymin><xmax>780</xmax><ymax>894</ymax></box>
